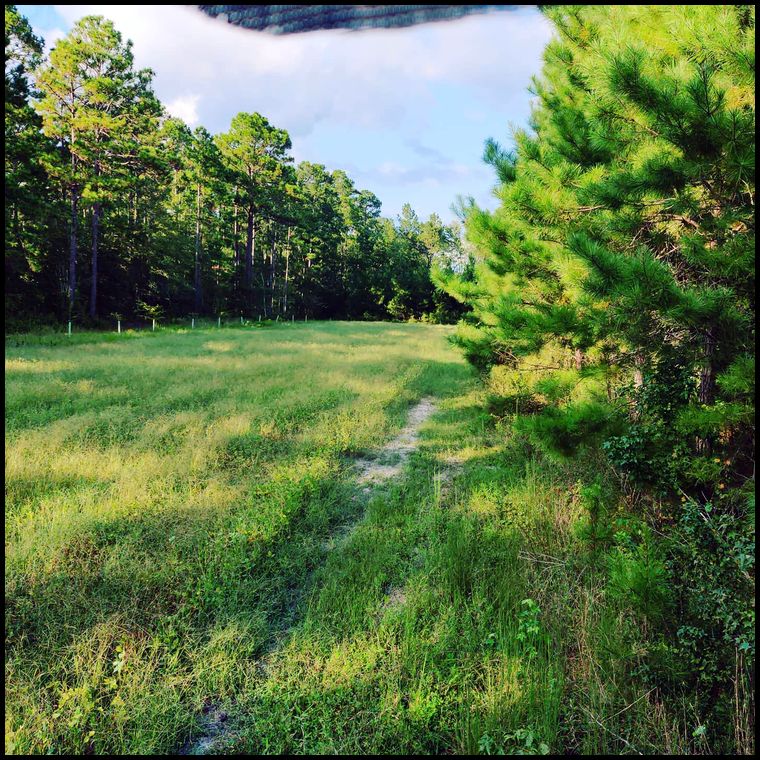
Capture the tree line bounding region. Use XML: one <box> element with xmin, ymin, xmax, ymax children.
<box><xmin>439</xmin><ymin>5</ymin><xmax>754</xmax><ymax>748</ymax></box>
<box><xmin>5</xmin><ymin>7</ymin><xmax>469</xmax><ymax>329</ymax></box>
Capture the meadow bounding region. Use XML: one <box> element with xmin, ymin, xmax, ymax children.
<box><xmin>6</xmin><ymin>322</ymin><xmax>709</xmax><ymax>754</ymax></box>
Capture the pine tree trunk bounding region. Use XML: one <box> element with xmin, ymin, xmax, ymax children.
<box><xmin>89</xmin><ymin>201</ymin><xmax>100</xmax><ymax>321</ymax></box>
<box><xmin>245</xmin><ymin>203</ymin><xmax>254</xmax><ymax>309</ymax></box>
<box><xmin>270</xmin><ymin>226</ymin><xmax>277</xmax><ymax>316</ymax></box>
<box><xmin>232</xmin><ymin>192</ymin><xmax>239</xmax><ymax>291</ymax></box>
<box><xmin>696</xmin><ymin>330</ymin><xmax>717</xmax><ymax>454</ymax></box>
<box><xmin>631</xmin><ymin>350</ymin><xmax>646</xmax><ymax>421</ymax></box>
<box><xmin>194</xmin><ymin>183</ymin><xmax>202</xmax><ymax>313</ymax></box>
<box><xmin>261</xmin><ymin>221</ymin><xmax>268</xmax><ymax>317</ymax></box>
<box><xmin>633</xmin><ymin>350</ymin><xmax>645</xmax><ymax>389</ymax></box>
<box><xmin>13</xmin><ymin>204</ymin><xmax>24</xmax><ymax>258</ymax></box>
<box><xmin>284</xmin><ymin>226</ymin><xmax>291</xmax><ymax>315</ymax></box>
<box><xmin>698</xmin><ymin>331</ymin><xmax>717</xmax><ymax>406</ymax></box>
<box><xmin>69</xmin><ymin>188</ymin><xmax>78</xmax><ymax>319</ymax></box>
<box><xmin>574</xmin><ymin>348</ymin><xmax>584</xmax><ymax>371</ymax></box>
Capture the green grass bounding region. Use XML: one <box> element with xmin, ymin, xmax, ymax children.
<box><xmin>6</xmin><ymin>322</ymin><xmax>699</xmax><ymax>754</ymax></box>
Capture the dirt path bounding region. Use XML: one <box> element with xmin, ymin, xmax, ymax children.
<box><xmin>354</xmin><ymin>397</ymin><xmax>437</xmax><ymax>490</ymax></box>
<box><xmin>180</xmin><ymin>396</ymin><xmax>439</xmax><ymax>755</ymax></box>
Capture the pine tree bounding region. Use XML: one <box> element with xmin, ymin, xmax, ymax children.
<box><xmin>444</xmin><ymin>5</ymin><xmax>754</xmax><ymax>475</ymax></box>
<box><xmin>439</xmin><ymin>6</ymin><xmax>754</xmax><ymax>739</ymax></box>
<box><xmin>5</xmin><ymin>6</ymin><xmax>50</xmax><ymax>320</ymax></box>
<box><xmin>35</xmin><ymin>15</ymin><xmax>161</xmax><ymax>321</ymax></box>
<box><xmin>7</xmin><ymin>7</ymin><xmax>458</xmax><ymax>327</ymax></box>
<box><xmin>216</xmin><ymin>113</ymin><xmax>293</xmax><ymax>316</ymax></box>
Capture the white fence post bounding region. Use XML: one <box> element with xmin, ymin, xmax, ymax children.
<box><xmin>117</xmin><ymin>320</ymin><xmax>121</xmax><ymax>334</ymax></box>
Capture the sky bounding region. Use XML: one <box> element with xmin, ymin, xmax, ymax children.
<box><xmin>18</xmin><ymin>5</ymin><xmax>554</xmax><ymax>223</ymax></box>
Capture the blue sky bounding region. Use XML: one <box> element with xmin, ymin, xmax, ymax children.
<box><xmin>18</xmin><ymin>5</ymin><xmax>553</xmax><ymax>223</ymax></box>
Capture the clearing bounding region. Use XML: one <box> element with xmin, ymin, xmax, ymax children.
<box><xmin>6</xmin><ymin>322</ymin><xmax>669</xmax><ymax>754</ymax></box>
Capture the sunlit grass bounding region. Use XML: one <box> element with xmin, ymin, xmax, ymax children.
<box><xmin>6</xmin><ymin>322</ymin><xmax>471</xmax><ymax>753</ymax></box>
<box><xmin>6</xmin><ymin>321</ymin><xmax>691</xmax><ymax>754</ymax></box>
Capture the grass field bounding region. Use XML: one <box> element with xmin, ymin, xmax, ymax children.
<box><xmin>6</xmin><ymin>322</ymin><xmax>697</xmax><ymax>754</ymax></box>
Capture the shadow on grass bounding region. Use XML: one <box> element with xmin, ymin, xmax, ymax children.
<box><xmin>217</xmin><ymin>441</ymin><xmax>572</xmax><ymax>755</ymax></box>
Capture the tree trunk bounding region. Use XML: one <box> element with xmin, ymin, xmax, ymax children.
<box><xmin>243</xmin><ymin>204</ymin><xmax>256</xmax><ymax>310</ymax></box>
<box><xmin>696</xmin><ymin>330</ymin><xmax>717</xmax><ymax>454</ymax></box>
<box><xmin>88</xmin><ymin>150</ymin><xmax>102</xmax><ymax>322</ymax></box>
<box><xmin>698</xmin><ymin>331</ymin><xmax>717</xmax><ymax>406</ymax></box>
<box><xmin>12</xmin><ymin>204</ymin><xmax>24</xmax><ymax>257</ymax></box>
<box><xmin>245</xmin><ymin>203</ymin><xmax>255</xmax><ymax>310</ymax></box>
<box><xmin>89</xmin><ymin>201</ymin><xmax>100</xmax><ymax>321</ymax></box>
<box><xmin>633</xmin><ymin>350</ymin><xmax>645</xmax><ymax>389</ymax></box>
<box><xmin>69</xmin><ymin>188</ymin><xmax>78</xmax><ymax>319</ymax></box>
<box><xmin>261</xmin><ymin>220</ymin><xmax>268</xmax><ymax>317</ymax></box>
<box><xmin>232</xmin><ymin>191</ymin><xmax>239</xmax><ymax>299</ymax></box>
<box><xmin>270</xmin><ymin>226</ymin><xmax>277</xmax><ymax>316</ymax></box>
<box><xmin>574</xmin><ymin>348</ymin><xmax>584</xmax><ymax>371</ymax></box>
<box><xmin>194</xmin><ymin>183</ymin><xmax>202</xmax><ymax>313</ymax></box>
<box><xmin>260</xmin><ymin>270</ymin><xmax>267</xmax><ymax>317</ymax></box>
<box><xmin>629</xmin><ymin>350</ymin><xmax>647</xmax><ymax>421</ymax></box>
<box><xmin>284</xmin><ymin>226</ymin><xmax>291</xmax><ymax>315</ymax></box>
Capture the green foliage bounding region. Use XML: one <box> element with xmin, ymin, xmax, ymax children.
<box><xmin>516</xmin><ymin>599</ymin><xmax>541</xmax><ymax>658</ymax></box>
<box><xmin>436</xmin><ymin>6</ymin><xmax>755</xmax><ymax>751</ymax></box>
<box><xmin>5</xmin><ymin>6</ymin><xmax>56</xmax><ymax>322</ymax></box>
<box><xmin>478</xmin><ymin>727</ymin><xmax>550</xmax><ymax>756</ymax></box>
<box><xmin>606</xmin><ymin>536</ymin><xmax>671</xmax><ymax>625</ymax></box>
<box><xmin>602</xmin><ymin>352</ymin><xmax>695</xmax><ymax>492</ymax></box>
<box><xmin>5</xmin><ymin>8</ymin><xmax>462</xmax><ymax>328</ymax></box>
<box><xmin>668</xmin><ymin>495</ymin><xmax>755</xmax><ymax>684</ymax></box>
<box><xmin>440</xmin><ymin>2</ymin><xmax>754</xmax><ymax>473</ymax></box>
<box><xmin>573</xmin><ymin>478</ymin><xmax>614</xmax><ymax>549</ymax></box>
<box><xmin>515</xmin><ymin>400</ymin><xmax>619</xmax><ymax>459</ymax></box>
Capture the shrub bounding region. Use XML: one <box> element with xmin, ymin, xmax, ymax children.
<box><xmin>606</xmin><ymin>535</ymin><xmax>671</xmax><ymax>625</ymax></box>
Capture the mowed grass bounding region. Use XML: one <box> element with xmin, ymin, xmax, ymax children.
<box><xmin>6</xmin><ymin>322</ymin><xmax>686</xmax><ymax>754</ymax></box>
<box><xmin>6</xmin><ymin>321</ymin><xmax>471</xmax><ymax>754</ymax></box>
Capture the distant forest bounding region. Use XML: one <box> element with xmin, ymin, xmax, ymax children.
<box><xmin>5</xmin><ymin>7</ymin><xmax>471</xmax><ymax>329</ymax></box>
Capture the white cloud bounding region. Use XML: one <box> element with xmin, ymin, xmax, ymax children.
<box><xmin>50</xmin><ymin>5</ymin><xmax>552</xmax><ymax>138</ymax></box>
<box><xmin>373</xmin><ymin>160</ymin><xmax>476</xmax><ymax>185</ymax></box>
<box><xmin>165</xmin><ymin>94</ymin><xmax>201</xmax><ymax>127</ymax></box>
<box><xmin>40</xmin><ymin>26</ymin><xmax>65</xmax><ymax>54</ymax></box>
<box><xmin>41</xmin><ymin>5</ymin><xmax>554</xmax><ymax>221</ymax></box>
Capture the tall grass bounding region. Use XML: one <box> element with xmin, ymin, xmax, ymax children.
<box><xmin>5</xmin><ymin>322</ymin><xmax>725</xmax><ymax>754</ymax></box>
